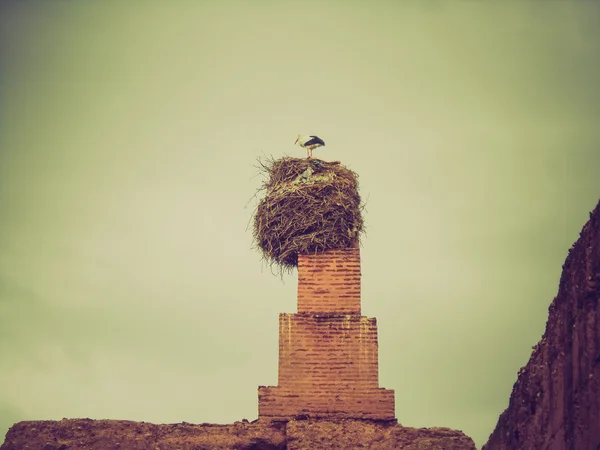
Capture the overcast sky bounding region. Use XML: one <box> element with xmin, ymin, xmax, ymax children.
<box><xmin>1</xmin><ymin>1</ymin><xmax>599</xmax><ymax>448</ymax></box>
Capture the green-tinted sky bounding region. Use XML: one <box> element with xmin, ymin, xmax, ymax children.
<box><xmin>1</xmin><ymin>1</ymin><xmax>599</xmax><ymax>447</ymax></box>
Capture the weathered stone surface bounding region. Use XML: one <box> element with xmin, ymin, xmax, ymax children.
<box><xmin>483</xmin><ymin>199</ymin><xmax>600</xmax><ymax>450</ymax></box>
<box><xmin>1</xmin><ymin>418</ymin><xmax>476</xmax><ymax>449</ymax></box>
<box><xmin>0</xmin><ymin>419</ymin><xmax>287</xmax><ymax>450</ymax></box>
<box><xmin>285</xmin><ymin>419</ymin><xmax>476</xmax><ymax>449</ymax></box>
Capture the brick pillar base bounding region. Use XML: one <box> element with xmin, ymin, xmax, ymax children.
<box><xmin>258</xmin><ymin>386</ymin><xmax>395</xmax><ymax>420</ymax></box>
<box><xmin>258</xmin><ymin>248</ymin><xmax>395</xmax><ymax>420</ymax></box>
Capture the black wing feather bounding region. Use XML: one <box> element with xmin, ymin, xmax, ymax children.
<box><xmin>306</xmin><ymin>136</ymin><xmax>325</xmax><ymax>146</ymax></box>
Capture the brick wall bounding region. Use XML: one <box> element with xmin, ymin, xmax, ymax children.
<box><xmin>258</xmin><ymin>386</ymin><xmax>395</xmax><ymax>420</ymax></box>
<box><xmin>258</xmin><ymin>248</ymin><xmax>395</xmax><ymax>420</ymax></box>
<box><xmin>277</xmin><ymin>314</ymin><xmax>379</xmax><ymax>389</ymax></box>
<box><xmin>297</xmin><ymin>247</ymin><xmax>361</xmax><ymax>314</ymax></box>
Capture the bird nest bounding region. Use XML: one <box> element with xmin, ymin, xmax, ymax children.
<box><xmin>252</xmin><ymin>156</ymin><xmax>364</xmax><ymax>273</ymax></box>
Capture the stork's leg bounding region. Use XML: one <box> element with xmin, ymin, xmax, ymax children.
<box><xmin>309</xmin><ymin>148</ymin><xmax>313</xmax><ymax>159</ymax></box>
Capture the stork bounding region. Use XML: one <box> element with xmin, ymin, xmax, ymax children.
<box><xmin>294</xmin><ymin>134</ymin><xmax>325</xmax><ymax>159</ymax></box>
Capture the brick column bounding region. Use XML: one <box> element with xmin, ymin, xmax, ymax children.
<box><xmin>297</xmin><ymin>248</ymin><xmax>361</xmax><ymax>314</ymax></box>
<box><xmin>258</xmin><ymin>248</ymin><xmax>395</xmax><ymax>421</ymax></box>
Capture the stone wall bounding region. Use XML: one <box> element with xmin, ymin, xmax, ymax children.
<box><xmin>483</xmin><ymin>199</ymin><xmax>600</xmax><ymax>450</ymax></box>
<box><xmin>1</xmin><ymin>418</ymin><xmax>477</xmax><ymax>450</ymax></box>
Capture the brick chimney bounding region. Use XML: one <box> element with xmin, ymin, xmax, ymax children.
<box><xmin>258</xmin><ymin>247</ymin><xmax>395</xmax><ymax>420</ymax></box>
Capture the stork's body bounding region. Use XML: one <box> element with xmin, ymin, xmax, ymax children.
<box><xmin>295</xmin><ymin>134</ymin><xmax>325</xmax><ymax>159</ymax></box>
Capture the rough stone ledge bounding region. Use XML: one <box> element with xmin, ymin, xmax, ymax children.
<box><xmin>1</xmin><ymin>417</ymin><xmax>476</xmax><ymax>450</ymax></box>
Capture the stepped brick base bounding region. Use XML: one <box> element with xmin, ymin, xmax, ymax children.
<box><xmin>258</xmin><ymin>247</ymin><xmax>395</xmax><ymax>421</ymax></box>
<box><xmin>277</xmin><ymin>314</ymin><xmax>380</xmax><ymax>389</ymax></box>
<box><xmin>258</xmin><ymin>386</ymin><xmax>395</xmax><ymax>420</ymax></box>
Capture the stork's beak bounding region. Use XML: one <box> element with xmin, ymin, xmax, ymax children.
<box><xmin>294</xmin><ymin>137</ymin><xmax>299</xmax><ymax>145</ymax></box>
